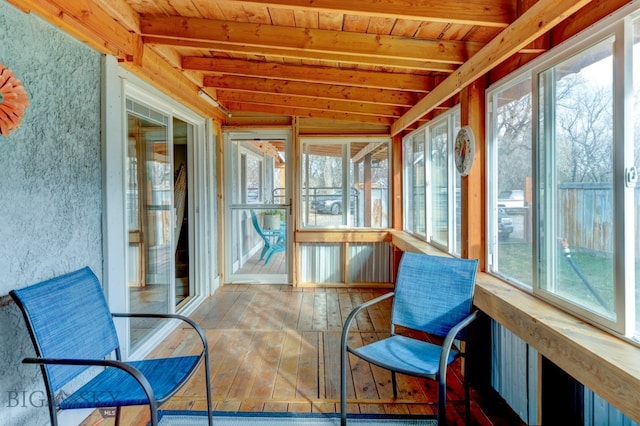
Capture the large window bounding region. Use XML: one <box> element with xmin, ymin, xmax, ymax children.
<box><xmin>488</xmin><ymin>9</ymin><xmax>640</xmax><ymax>340</ymax></box>
<box><xmin>538</xmin><ymin>38</ymin><xmax>616</xmax><ymax>323</ymax></box>
<box><xmin>301</xmin><ymin>137</ymin><xmax>389</xmax><ymax>228</ymax></box>
<box><xmin>487</xmin><ymin>77</ymin><xmax>534</xmax><ymax>287</ymax></box>
<box><xmin>402</xmin><ymin>108</ymin><xmax>461</xmax><ymax>254</ymax></box>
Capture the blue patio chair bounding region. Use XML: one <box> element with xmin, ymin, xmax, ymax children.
<box><xmin>250</xmin><ymin>209</ymin><xmax>285</xmax><ymax>265</ymax></box>
<box><xmin>340</xmin><ymin>252</ymin><xmax>479</xmax><ymax>425</ymax></box>
<box><xmin>10</xmin><ymin>267</ymin><xmax>213</xmax><ymax>426</ymax></box>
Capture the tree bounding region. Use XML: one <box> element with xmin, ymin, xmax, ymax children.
<box><xmin>556</xmin><ymin>74</ymin><xmax>613</xmax><ymax>183</ymax></box>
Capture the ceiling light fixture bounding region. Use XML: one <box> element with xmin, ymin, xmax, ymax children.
<box><xmin>197</xmin><ymin>89</ymin><xmax>231</xmax><ymax>117</ymax></box>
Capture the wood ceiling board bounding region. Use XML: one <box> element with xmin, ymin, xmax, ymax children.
<box><xmin>184</xmin><ymin>58</ymin><xmax>433</xmax><ymax>92</ymax></box>
<box><xmin>139</xmin><ymin>16</ymin><xmax>482</xmax><ymax>64</ymax></box>
<box><xmin>144</xmin><ymin>37</ymin><xmax>459</xmax><ymax>72</ymax></box>
<box><xmin>203</xmin><ymin>75</ymin><xmax>422</xmax><ymax>107</ymax></box>
<box><xmin>224</xmin><ymin>0</ymin><xmax>516</xmax><ymax>27</ymax></box>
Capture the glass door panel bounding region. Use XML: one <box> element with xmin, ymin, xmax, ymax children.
<box><xmin>126</xmin><ymin>101</ymin><xmax>172</xmax><ymax>351</ymax></box>
<box><xmin>225</xmin><ymin>133</ymin><xmax>290</xmax><ymax>283</ymax></box>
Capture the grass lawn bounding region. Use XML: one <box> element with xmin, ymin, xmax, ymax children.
<box><xmin>494</xmin><ymin>239</ymin><xmax>640</xmax><ymax>322</ymax></box>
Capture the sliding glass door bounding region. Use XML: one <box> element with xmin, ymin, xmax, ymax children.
<box><xmin>126</xmin><ymin>102</ymin><xmax>173</xmax><ymax>351</ymax></box>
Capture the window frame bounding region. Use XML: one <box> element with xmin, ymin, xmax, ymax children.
<box><xmin>485</xmin><ymin>3</ymin><xmax>640</xmax><ymax>341</ymax></box>
<box><xmin>402</xmin><ymin>106</ymin><xmax>461</xmax><ymax>254</ymax></box>
<box><xmin>299</xmin><ymin>136</ymin><xmax>391</xmax><ymax>229</ymax></box>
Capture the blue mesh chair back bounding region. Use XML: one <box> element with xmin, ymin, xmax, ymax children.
<box><xmin>10</xmin><ymin>267</ymin><xmax>213</xmax><ymax>426</ymax></box>
<box><xmin>392</xmin><ymin>252</ymin><xmax>478</xmax><ymax>338</ymax></box>
<box><xmin>11</xmin><ymin>267</ymin><xmax>119</xmax><ymax>392</ymax></box>
<box><xmin>340</xmin><ymin>252</ymin><xmax>479</xmax><ymax>426</ymax></box>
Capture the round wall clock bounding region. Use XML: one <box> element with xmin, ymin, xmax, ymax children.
<box><xmin>0</xmin><ymin>64</ymin><xmax>30</xmax><ymax>137</ymax></box>
<box><xmin>454</xmin><ymin>126</ymin><xmax>475</xmax><ymax>176</ymax></box>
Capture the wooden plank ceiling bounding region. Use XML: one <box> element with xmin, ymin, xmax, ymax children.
<box><xmin>14</xmin><ymin>0</ymin><xmax>607</xmax><ymax>134</ymax></box>
<box><xmin>133</xmin><ymin>0</ymin><xmax>511</xmax><ymax>132</ymax></box>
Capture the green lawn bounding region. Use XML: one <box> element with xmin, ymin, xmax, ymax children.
<box><xmin>495</xmin><ymin>239</ymin><xmax>640</xmax><ymax>321</ymax></box>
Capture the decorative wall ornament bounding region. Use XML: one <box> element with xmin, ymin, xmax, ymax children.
<box><xmin>454</xmin><ymin>126</ymin><xmax>475</xmax><ymax>176</ymax></box>
<box><xmin>0</xmin><ymin>64</ymin><xmax>29</xmax><ymax>137</ymax></box>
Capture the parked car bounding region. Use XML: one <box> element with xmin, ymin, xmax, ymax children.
<box><xmin>498</xmin><ymin>207</ymin><xmax>514</xmax><ymax>241</ymax></box>
<box><xmin>310</xmin><ymin>188</ymin><xmax>359</xmax><ymax>215</ymax></box>
<box><xmin>498</xmin><ymin>189</ymin><xmax>526</xmax><ymax>213</ymax></box>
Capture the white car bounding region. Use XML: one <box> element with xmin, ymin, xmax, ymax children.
<box><xmin>498</xmin><ymin>190</ymin><xmax>526</xmax><ymax>213</ymax></box>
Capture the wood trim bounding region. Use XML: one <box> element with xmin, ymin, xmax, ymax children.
<box><xmin>294</xmin><ymin>230</ymin><xmax>392</xmax><ymax>244</ymax></box>
<box><xmin>391</xmin><ymin>134</ymin><xmax>403</xmax><ymax>230</ymax></box>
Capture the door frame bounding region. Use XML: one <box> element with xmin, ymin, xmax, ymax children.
<box><xmin>102</xmin><ymin>56</ymin><xmax>215</xmax><ymax>358</ymax></box>
<box><xmin>223</xmin><ymin>128</ymin><xmax>293</xmax><ymax>284</ymax></box>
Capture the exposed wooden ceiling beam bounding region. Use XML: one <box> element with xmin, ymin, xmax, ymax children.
<box><xmin>249</xmin><ymin>140</ymin><xmax>285</xmax><ymax>166</ymax></box>
<box><xmin>216</xmin><ymin>91</ymin><xmax>407</xmax><ymax>118</ymax></box>
<box><xmin>224</xmin><ymin>102</ymin><xmax>395</xmax><ymax>126</ymax></box>
<box><xmin>203</xmin><ymin>75</ymin><xmax>423</xmax><ymax>107</ymax></box>
<box><xmin>143</xmin><ymin>37</ymin><xmax>458</xmax><ymax>72</ymax></box>
<box><xmin>91</xmin><ymin>0</ymin><xmax>140</xmax><ymax>32</ymax></box>
<box><xmin>120</xmin><ymin>46</ymin><xmax>226</xmax><ymax>121</ymax></box>
<box><xmin>229</xmin><ymin>0</ymin><xmax>516</xmax><ymax>28</ymax></box>
<box><xmin>391</xmin><ymin>0</ymin><xmax>595</xmax><ymax>136</ymax></box>
<box><xmin>351</xmin><ymin>142</ymin><xmax>387</xmax><ymax>163</ymax></box>
<box><xmin>184</xmin><ymin>57</ymin><xmax>433</xmax><ymax>92</ymax></box>
<box><xmin>9</xmin><ymin>0</ymin><xmax>135</xmax><ymax>57</ymax></box>
<box><xmin>140</xmin><ymin>16</ymin><xmax>481</xmax><ymax>65</ymax></box>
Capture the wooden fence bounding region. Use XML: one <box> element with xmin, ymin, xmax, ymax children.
<box><xmin>558</xmin><ymin>183</ymin><xmax>640</xmax><ymax>256</ymax></box>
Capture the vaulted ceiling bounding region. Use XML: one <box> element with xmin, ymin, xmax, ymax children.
<box><xmin>12</xmin><ymin>0</ymin><xmax>621</xmax><ymax>135</ymax></box>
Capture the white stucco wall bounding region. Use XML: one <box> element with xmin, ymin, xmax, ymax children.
<box><xmin>0</xmin><ymin>1</ymin><xmax>102</xmax><ymax>424</ymax></box>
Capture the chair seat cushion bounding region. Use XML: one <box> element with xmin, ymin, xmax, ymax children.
<box><xmin>59</xmin><ymin>355</ymin><xmax>200</xmax><ymax>409</ymax></box>
<box><xmin>350</xmin><ymin>335</ymin><xmax>459</xmax><ymax>377</ymax></box>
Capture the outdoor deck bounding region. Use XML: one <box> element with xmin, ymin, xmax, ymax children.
<box><xmin>82</xmin><ymin>285</ymin><xmax>524</xmax><ymax>426</ymax></box>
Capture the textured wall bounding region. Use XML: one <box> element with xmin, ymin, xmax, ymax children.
<box><xmin>0</xmin><ymin>1</ymin><xmax>102</xmax><ymax>424</ymax></box>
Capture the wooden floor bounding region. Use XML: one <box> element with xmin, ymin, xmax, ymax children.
<box><xmin>81</xmin><ymin>285</ymin><xmax>524</xmax><ymax>426</ymax></box>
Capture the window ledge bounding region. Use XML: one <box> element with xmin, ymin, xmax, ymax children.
<box><xmin>389</xmin><ymin>230</ymin><xmax>640</xmax><ymax>423</ymax></box>
<box><xmin>475</xmin><ymin>274</ymin><xmax>640</xmax><ymax>423</ymax></box>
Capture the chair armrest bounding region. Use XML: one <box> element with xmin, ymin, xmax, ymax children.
<box><xmin>439</xmin><ymin>310</ymin><xmax>479</xmax><ymax>373</ymax></box>
<box><xmin>22</xmin><ymin>357</ymin><xmax>156</xmax><ymax>404</ymax></box>
<box><xmin>340</xmin><ymin>292</ymin><xmax>394</xmax><ymax>352</ymax></box>
<box><xmin>112</xmin><ymin>313</ymin><xmax>209</xmax><ymax>357</ymax></box>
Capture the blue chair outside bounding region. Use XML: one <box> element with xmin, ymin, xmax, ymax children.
<box><xmin>10</xmin><ymin>267</ymin><xmax>213</xmax><ymax>426</ymax></box>
<box><xmin>340</xmin><ymin>252</ymin><xmax>479</xmax><ymax>425</ymax></box>
<box><xmin>250</xmin><ymin>209</ymin><xmax>285</xmax><ymax>265</ymax></box>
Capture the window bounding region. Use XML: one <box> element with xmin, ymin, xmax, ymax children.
<box><xmin>301</xmin><ymin>137</ymin><xmax>390</xmax><ymax>228</ymax></box>
<box><xmin>430</xmin><ymin>121</ymin><xmax>449</xmax><ymax>247</ymax></box>
<box><xmin>538</xmin><ymin>38</ymin><xmax>617</xmax><ymax>324</ymax></box>
<box><xmin>402</xmin><ymin>108</ymin><xmax>461</xmax><ymax>253</ymax></box>
<box><xmin>487</xmin><ymin>77</ymin><xmax>534</xmax><ymax>286</ymax></box>
<box><xmin>403</xmin><ymin>131</ymin><xmax>426</xmax><ymax>236</ymax></box>
<box><xmin>487</xmin><ymin>7</ymin><xmax>640</xmax><ymax>340</ymax></box>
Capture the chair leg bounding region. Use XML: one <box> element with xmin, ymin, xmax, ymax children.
<box><xmin>340</xmin><ymin>346</ymin><xmax>348</xmax><ymax>425</ymax></box>
<box><xmin>464</xmin><ymin>357</ymin><xmax>471</xmax><ymax>425</ymax></box>
<box><xmin>438</xmin><ymin>372</ymin><xmax>447</xmax><ymax>426</ymax></box>
<box><xmin>264</xmin><ymin>248</ymin><xmax>275</xmax><ymax>265</ymax></box>
<box><xmin>204</xmin><ymin>350</ymin><xmax>214</xmax><ymax>426</ymax></box>
<box><xmin>391</xmin><ymin>371</ymin><xmax>398</xmax><ymax>398</ymax></box>
<box><xmin>260</xmin><ymin>244</ymin><xmax>269</xmax><ymax>260</ymax></box>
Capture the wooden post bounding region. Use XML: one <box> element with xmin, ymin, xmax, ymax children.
<box><xmin>460</xmin><ymin>77</ymin><xmax>487</xmax><ymax>270</ymax></box>
<box><xmin>391</xmin><ymin>133</ymin><xmax>403</xmax><ymax>231</ymax></box>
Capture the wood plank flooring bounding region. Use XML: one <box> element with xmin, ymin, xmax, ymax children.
<box><xmin>81</xmin><ymin>285</ymin><xmax>524</xmax><ymax>426</ymax></box>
